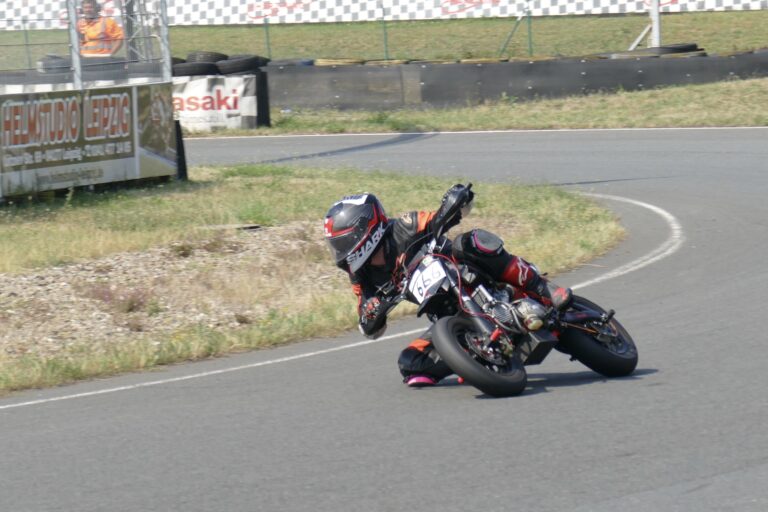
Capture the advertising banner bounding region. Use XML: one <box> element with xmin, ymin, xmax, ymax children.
<box><xmin>0</xmin><ymin>83</ymin><xmax>176</xmax><ymax>198</ymax></box>
<box><xmin>172</xmin><ymin>75</ymin><xmax>257</xmax><ymax>132</ymax></box>
<box><xmin>138</xmin><ymin>83</ymin><xmax>178</xmax><ymax>178</ymax></box>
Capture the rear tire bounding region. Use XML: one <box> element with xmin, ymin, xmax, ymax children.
<box><xmin>432</xmin><ymin>316</ymin><xmax>527</xmax><ymax>397</ymax></box>
<box><xmin>559</xmin><ymin>296</ymin><xmax>638</xmax><ymax>377</ymax></box>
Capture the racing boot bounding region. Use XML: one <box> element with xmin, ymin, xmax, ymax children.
<box><xmin>500</xmin><ymin>256</ymin><xmax>572</xmax><ymax>311</ymax></box>
<box><xmin>528</xmin><ymin>275</ymin><xmax>573</xmax><ymax>311</ymax></box>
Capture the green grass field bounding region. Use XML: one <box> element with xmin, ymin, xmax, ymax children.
<box><xmin>166</xmin><ymin>11</ymin><xmax>768</xmax><ymax>62</ymax></box>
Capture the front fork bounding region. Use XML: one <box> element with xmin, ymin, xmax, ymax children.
<box><xmin>448</xmin><ymin>274</ymin><xmax>503</xmax><ymax>344</ymax></box>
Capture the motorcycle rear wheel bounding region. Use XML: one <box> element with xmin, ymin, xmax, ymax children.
<box><xmin>559</xmin><ymin>296</ymin><xmax>638</xmax><ymax>377</ymax></box>
<box><xmin>433</xmin><ymin>316</ymin><xmax>527</xmax><ymax>397</ymax></box>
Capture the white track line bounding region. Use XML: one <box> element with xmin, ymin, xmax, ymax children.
<box><xmin>0</xmin><ymin>194</ymin><xmax>683</xmax><ymax>411</ymax></box>
<box><xmin>0</xmin><ymin>329</ymin><xmax>424</xmax><ymax>411</ymax></box>
<box><xmin>572</xmin><ymin>193</ymin><xmax>685</xmax><ymax>291</ymax></box>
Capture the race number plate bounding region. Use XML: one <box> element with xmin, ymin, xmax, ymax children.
<box><xmin>408</xmin><ymin>258</ymin><xmax>447</xmax><ymax>304</ymax></box>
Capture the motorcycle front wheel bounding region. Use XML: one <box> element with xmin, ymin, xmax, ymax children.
<box><xmin>432</xmin><ymin>316</ymin><xmax>527</xmax><ymax>397</ymax></box>
<box><xmin>558</xmin><ymin>296</ymin><xmax>638</xmax><ymax>377</ymax></box>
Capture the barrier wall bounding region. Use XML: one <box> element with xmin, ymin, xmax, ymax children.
<box><xmin>265</xmin><ymin>50</ymin><xmax>768</xmax><ymax>109</ymax></box>
<box><xmin>0</xmin><ymin>83</ymin><xmax>177</xmax><ymax>199</ymax></box>
<box><xmin>3</xmin><ymin>0</ymin><xmax>767</xmax><ymax>30</ymax></box>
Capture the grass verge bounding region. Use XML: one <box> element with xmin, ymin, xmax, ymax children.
<box><xmin>167</xmin><ymin>12</ymin><xmax>768</xmax><ymax>62</ymax></box>
<box><xmin>0</xmin><ymin>166</ymin><xmax>623</xmax><ymax>394</ymax></box>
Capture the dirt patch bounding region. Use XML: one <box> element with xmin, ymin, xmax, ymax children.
<box><xmin>0</xmin><ymin>221</ymin><xmax>346</xmax><ymax>361</ymax></box>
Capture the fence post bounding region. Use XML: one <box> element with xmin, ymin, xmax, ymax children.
<box><xmin>527</xmin><ymin>4</ymin><xmax>533</xmax><ymax>57</ymax></box>
<box><xmin>23</xmin><ymin>18</ymin><xmax>33</xmax><ymax>70</ymax></box>
<box><xmin>650</xmin><ymin>0</ymin><xmax>662</xmax><ymax>47</ymax></box>
<box><xmin>65</xmin><ymin>0</ymin><xmax>83</xmax><ymax>89</ymax></box>
<box><xmin>379</xmin><ymin>1</ymin><xmax>390</xmax><ymax>60</ymax></box>
<box><xmin>159</xmin><ymin>0</ymin><xmax>172</xmax><ymax>81</ymax></box>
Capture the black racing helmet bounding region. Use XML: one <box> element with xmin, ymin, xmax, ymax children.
<box><xmin>324</xmin><ymin>193</ymin><xmax>389</xmax><ymax>272</ymax></box>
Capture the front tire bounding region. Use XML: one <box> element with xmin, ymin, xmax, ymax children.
<box><xmin>559</xmin><ymin>296</ymin><xmax>638</xmax><ymax>377</ymax></box>
<box><xmin>432</xmin><ymin>316</ymin><xmax>527</xmax><ymax>397</ymax></box>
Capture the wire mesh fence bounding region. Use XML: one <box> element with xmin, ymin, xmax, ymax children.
<box><xmin>0</xmin><ymin>0</ymin><xmax>171</xmax><ymax>91</ymax></box>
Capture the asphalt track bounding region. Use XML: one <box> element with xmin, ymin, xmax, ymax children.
<box><xmin>2</xmin><ymin>127</ymin><xmax>767</xmax><ymax>512</ymax></box>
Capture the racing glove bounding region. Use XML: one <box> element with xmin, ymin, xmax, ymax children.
<box><xmin>359</xmin><ymin>296</ymin><xmax>391</xmax><ymax>339</ymax></box>
<box><xmin>432</xmin><ymin>183</ymin><xmax>474</xmax><ymax>235</ymax></box>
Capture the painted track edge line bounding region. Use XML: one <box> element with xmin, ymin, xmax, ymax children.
<box><xmin>0</xmin><ymin>328</ymin><xmax>425</xmax><ymax>411</ymax></box>
<box><xmin>572</xmin><ymin>193</ymin><xmax>684</xmax><ymax>291</ymax></box>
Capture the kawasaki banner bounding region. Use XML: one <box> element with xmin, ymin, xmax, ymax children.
<box><xmin>0</xmin><ymin>83</ymin><xmax>176</xmax><ymax>199</ymax></box>
<box><xmin>172</xmin><ymin>75</ymin><xmax>257</xmax><ymax>132</ymax></box>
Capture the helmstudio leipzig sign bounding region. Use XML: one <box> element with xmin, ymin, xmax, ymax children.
<box><xmin>1</xmin><ymin>96</ymin><xmax>81</xmax><ymax>152</ymax></box>
<box><xmin>1</xmin><ymin>90</ymin><xmax>133</xmax><ymax>171</ymax></box>
<box><xmin>0</xmin><ymin>84</ymin><xmax>177</xmax><ymax>198</ymax></box>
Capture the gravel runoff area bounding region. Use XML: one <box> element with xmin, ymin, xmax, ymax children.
<box><xmin>0</xmin><ymin>222</ymin><xmax>346</xmax><ymax>362</ymax></box>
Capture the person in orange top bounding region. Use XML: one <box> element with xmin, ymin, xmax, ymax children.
<box><xmin>77</xmin><ymin>0</ymin><xmax>124</xmax><ymax>56</ymax></box>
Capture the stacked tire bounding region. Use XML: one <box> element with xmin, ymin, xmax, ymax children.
<box><xmin>592</xmin><ymin>43</ymin><xmax>706</xmax><ymax>60</ymax></box>
<box><xmin>172</xmin><ymin>51</ymin><xmax>270</xmax><ymax>77</ymax></box>
<box><xmin>172</xmin><ymin>51</ymin><xmax>226</xmax><ymax>77</ymax></box>
<box><xmin>217</xmin><ymin>54</ymin><xmax>270</xmax><ymax>75</ymax></box>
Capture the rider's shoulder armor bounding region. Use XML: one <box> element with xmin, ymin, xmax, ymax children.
<box><xmin>391</xmin><ymin>211</ymin><xmax>435</xmax><ymax>254</ymax></box>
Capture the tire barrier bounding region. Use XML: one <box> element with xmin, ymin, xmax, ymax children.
<box><xmin>591</xmin><ymin>42</ymin><xmax>704</xmax><ymax>60</ymax></box>
<box><xmin>265</xmin><ymin>47</ymin><xmax>768</xmax><ymax>110</ymax></box>
<box><xmin>185</xmin><ymin>51</ymin><xmax>229</xmax><ymax>63</ymax></box>
<box><xmin>172</xmin><ymin>62</ymin><xmax>219</xmax><ymax>77</ymax></box>
<box><xmin>364</xmin><ymin>60</ymin><xmax>411</xmax><ymax>66</ymax></box>
<box><xmin>314</xmin><ymin>58</ymin><xmax>366</xmax><ymax>67</ymax></box>
<box><xmin>172</xmin><ymin>53</ymin><xmax>271</xmax><ymax>77</ymax></box>
<box><xmin>216</xmin><ymin>55</ymin><xmax>270</xmax><ymax>75</ymax></box>
<box><xmin>266</xmin><ymin>59</ymin><xmax>315</xmax><ymax>67</ymax></box>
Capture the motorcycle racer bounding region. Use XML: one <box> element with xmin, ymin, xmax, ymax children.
<box><xmin>323</xmin><ymin>184</ymin><xmax>572</xmax><ymax>387</ymax></box>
